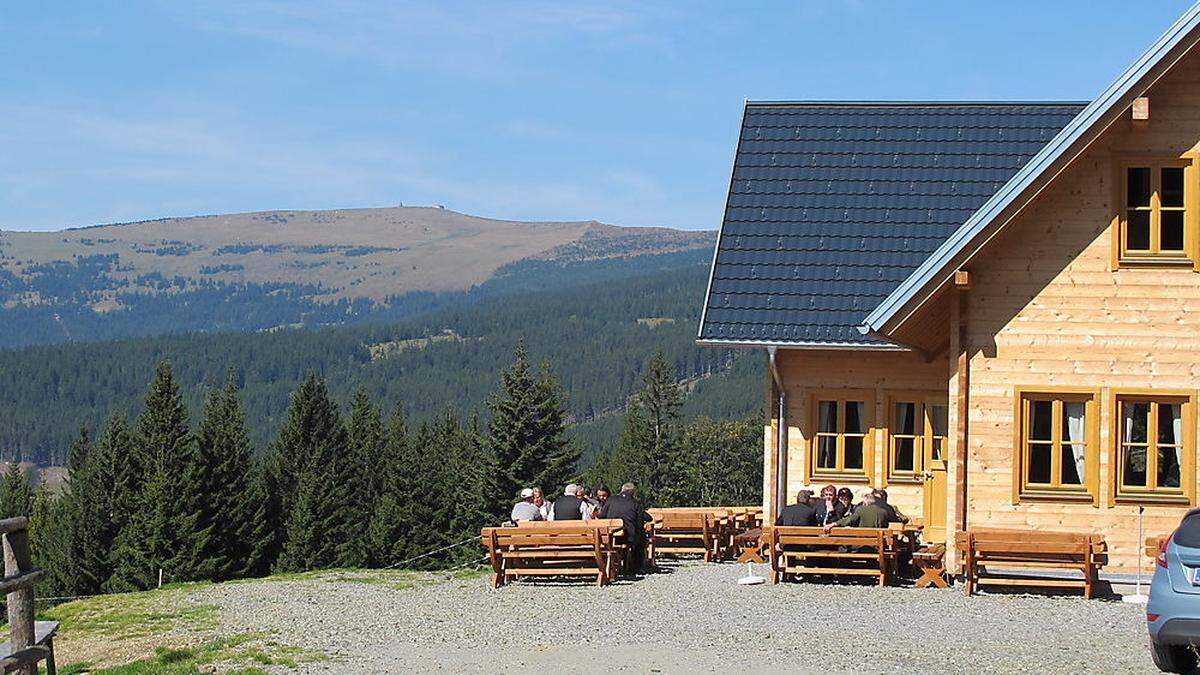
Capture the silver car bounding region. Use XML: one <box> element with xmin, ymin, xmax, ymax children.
<box><xmin>1148</xmin><ymin>507</ymin><xmax>1200</xmax><ymax>672</ymax></box>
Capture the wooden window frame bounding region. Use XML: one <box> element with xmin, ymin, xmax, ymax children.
<box><xmin>1111</xmin><ymin>157</ymin><xmax>1198</xmax><ymax>268</ymax></box>
<box><xmin>883</xmin><ymin>393</ymin><xmax>947</xmax><ymax>485</ymax></box>
<box><xmin>1111</xmin><ymin>390</ymin><xmax>1196</xmax><ymax>507</ymax></box>
<box><xmin>807</xmin><ymin>389</ymin><xmax>873</xmax><ymax>484</ymax></box>
<box><xmin>1012</xmin><ymin>387</ymin><xmax>1100</xmax><ymax>506</ymax></box>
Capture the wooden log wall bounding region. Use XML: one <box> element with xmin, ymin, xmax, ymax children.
<box><xmin>959</xmin><ymin>44</ymin><xmax>1200</xmax><ymax>573</ymax></box>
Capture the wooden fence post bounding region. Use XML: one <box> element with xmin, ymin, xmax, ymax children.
<box><xmin>3</xmin><ymin>517</ymin><xmax>36</xmax><ymax>675</ymax></box>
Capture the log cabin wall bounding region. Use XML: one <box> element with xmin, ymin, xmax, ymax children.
<box><xmin>961</xmin><ymin>46</ymin><xmax>1200</xmax><ymax>573</ymax></box>
<box><xmin>767</xmin><ymin>349</ymin><xmax>948</xmax><ymax>524</ymax></box>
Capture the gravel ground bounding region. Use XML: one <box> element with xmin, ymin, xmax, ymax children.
<box><xmin>195</xmin><ymin>562</ymin><xmax>1156</xmax><ymax>674</ymax></box>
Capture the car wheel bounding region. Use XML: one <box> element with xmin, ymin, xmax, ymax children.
<box><xmin>1151</xmin><ymin>640</ymin><xmax>1199</xmax><ymax>673</ymax></box>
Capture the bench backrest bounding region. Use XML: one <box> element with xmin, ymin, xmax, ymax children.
<box><xmin>957</xmin><ymin>529</ymin><xmax>1104</xmax><ymax>557</ymax></box>
<box><xmin>653</xmin><ymin>511</ymin><xmax>718</xmax><ymax>532</ymax></box>
<box><xmin>488</xmin><ymin>527</ymin><xmax>602</xmax><ymax>550</ymax></box>
<box><xmin>516</xmin><ymin>518</ymin><xmax>623</xmax><ymax>531</ymax></box>
<box><xmin>769</xmin><ymin>525</ymin><xmax>889</xmax><ymax>549</ymax></box>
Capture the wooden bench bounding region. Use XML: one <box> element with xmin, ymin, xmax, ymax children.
<box><xmin>956</xmin><ymin>529</ymin><xmax>1107</xmax><ymax>598</ymax></box>
<box><xmin>516</xmin><ymin>519</ymin><xmax>628</xmax><ymax>577</ymax></box>
<box><xmin>0</xmin><ymin>517</ymin><xmax>55</xmax><ymax>674</ymax></box>
<box><xmin>912</xmin><ymin>543</ymin><xmax>948</xmax><ymax>588</ymax></box>
<box><xmin>483</xmin><ymin>521</ymin><xmax>623</xmax><ymax>587</ymax></box>
<box><xmin>0</xmin><ymin>623</ymin><xmax>57</xmax><ymax>675</ymax></box>
<box><xmin>765</xmin><ymin>526</ymin><xmax>897</xmax><ymax>586</ymax></box>
<box><xmin>647</xmin><ymin>509</ymin><xmax>727</xmax><ymax>562</ymax></box>
<box><xmin>734</xmin><ymin>527</ymin><xmax>765</xmax><ymax>564</ymax></box>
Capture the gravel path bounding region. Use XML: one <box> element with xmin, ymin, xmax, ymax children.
<box><xmin>195</xmin><ymin>562</ymin><xmax>1155</xmax><ymax>673</ymax></box>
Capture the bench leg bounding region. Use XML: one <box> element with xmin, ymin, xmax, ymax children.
<box><xmin>915</xmin><ymin>566</ymin><xmax>948</xmax><ymax>589</ymax></box>
<box><xmin>45</xmin><ymin>637</ymin><xmax>56</xmax><ymax>675</ymax></box>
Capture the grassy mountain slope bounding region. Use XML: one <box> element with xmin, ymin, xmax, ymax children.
<box><xmin>0</xmin><ymin>206</ymin><xmax>713</xmax><ymax>347</ymax></box>
<box><xmin>0</xmin><ymin>251</ymin><xmax>761</xmax><ymax>465</ymax></box>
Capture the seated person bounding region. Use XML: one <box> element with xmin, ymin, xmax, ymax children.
<box><xmin>839</xmin><ymin>487</ymin><xmax>859</xmax><ymax>515</ymax></box>
<box><xmin>510</xmin><ymin>487</ymin><xmax>543</xmax><ymax>522</ymax></box>
<box><xmin>823</xmin><ymin>492</ymin><xmax>890</xmax><ymax>530</ymax></box>
<box><xmin>814</xmin><ymin>485</ymin><xmax>844</xmax><ymax>525</ymax></box>
<box><xmin>778</xmin><ymin>489</ymin><xmax>817</xmax><ymax>526</ymax></box>
<box><xmin>872</xmin><ymin>488</ymin><xmax>910</xmax><ymax>524</ymax></box>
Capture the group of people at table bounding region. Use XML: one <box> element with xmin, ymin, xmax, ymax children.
<box><xmin>778</xmin><ymin>485</ymin><xmax>910</xmax><ymax>532</ymax></box>
<box><xmin>508</xmin><ymin>483</ymin><xmax>618</xmax><ymax>523</ymax></box>
<box><xmin>508</xmin><ymin>482</ymin><xmax>652</xmax><ymax>572</ymax></box>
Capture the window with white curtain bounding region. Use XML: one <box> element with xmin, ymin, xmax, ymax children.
<box><xmin>1117</xmin><ymin>396</ymin><xmax>1190</xmax><ymax>502</ymax></box>
<box><xmin>886</xmin><ymin>397</ymin><xmax>948</xmax><ymax>481</ymax></box>
<box><xmin>811</xmin><ymin>395</ymin><xmax>870</xmax><ymax>479</ymax></box>
<box><xmin>1017</xmin><ymin>391</ymin><xmax>1095</xmax><ymax>500</ymax></box>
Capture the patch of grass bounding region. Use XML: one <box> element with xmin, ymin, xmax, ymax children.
<box><xmin>61</xmin><ymin>633</ymin><xmax>324</xmax><ymax>674</ymax></box>
<box><xmin>248</xmin><ymin>567</ymin><xmax>435</xmax><ymax>589</ymax></box>
<box><xmin>42</xmin><ymin>588</ymin><xmax>218</xmax><ymax>639</ymax></box>
<box><xmin>448</xmin><ymin>566</ymin><xmax>490</xmax><ymax>581</ymax></box>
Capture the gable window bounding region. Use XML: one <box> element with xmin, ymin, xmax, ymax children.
<box><xmin>1014</xmin><ymin>390</ymin><xmax>1097</xmax><ymax>503</ymax></box>
<box><xmin>1119</xmin><ymin>162</ymin><xmax>1192</xmax><ymax>263</ymax></box>
<box><xmin>810</xmin><ymin>394</ymin><xmax>872</xmax><ymax>481</ymax></box>
<box><xmin>1115</xmin><ymin>394</ymin><xmax>1194</xmax><ymax>505</ymax></box>
<box><xmin>886</xmin><ymin>397</ymin><xmax>948</xmax><ymax>482</ymax></box>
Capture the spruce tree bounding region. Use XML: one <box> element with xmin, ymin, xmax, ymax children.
<box><xmin>270</xmin><ymin>372</ymin><xmax>349</xmax><ymax>572</ymax></box>
<box><xmin>368</xmin><ymin>404</ymin><xmax>410</xmax><ymax>566</ymax></box>
<box><xmin>58</xmin><ymin>424</ymin><xmax>109</xmax><ymax>594</ymax></box>
<box><xmin>102</xmin><ymin>416</ymin><xmax>141</xmax><ymax>541</ymax></box>
<box><xmin>242</xmin><ymin>454</ymin><xmax>281</xmax><ymax>577</ymax></box>
<box><xmin>338</xmin><ymin>388</ymin><xmax>384</xmax><ymax>568</ymax></box>
<box><xmin>0</xmin><ymin>464</ymin><xmax>33</xmax><ymax>518</ymax></box>
<box><xmin>615</xmin><ymin>350</ymin><xmax>683</xmax><ymax>505</ymax></box>
<box><xmin>488</xmin><ymin>343</ymin><xmax>577</xmax><ymax>501</ymax></box>
<box><xmin>30</xmin><ymin>485</ymin><xmax>72</xmax><ymax>597</ymax></box>
<box><xmin>110</xmin><ymin>361</ymin><xmax>194</xmax><ymax>589</ymax></box>
<box><xmin>178</xmin><ymin>371</ymin><xmax>257</xmax><ymax>581</ymax></box>
<box><xmin>444</xmin><ymin>413</ymin><xmax>501</xmax><ymax>563</ymax></box>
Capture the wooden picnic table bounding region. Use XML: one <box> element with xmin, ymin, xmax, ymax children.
<box><xmin>483</xmin><ymin>519</ymin><xmax>628</xmax><ymax>587</ymax></box>
<box><xmin>956</xmin><ymin>528</ymin><xmax>1107</xmax><ymax>598</ymax></box>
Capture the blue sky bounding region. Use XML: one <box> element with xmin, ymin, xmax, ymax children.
<box><xmin>0</xmin><ymin>1</ymin><xmax>1194</xmax><ymax>232</ymax></box>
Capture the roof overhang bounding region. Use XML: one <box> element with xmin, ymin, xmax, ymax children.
<box><xmin>696</xmin><ymin>338</ymin><xmax>908</xmax><ymax>352</ymax></box>
<box><xmin>860</xmin><ymin>1</ymin><xmax>1200</xmax><ymax>344</ymax></box>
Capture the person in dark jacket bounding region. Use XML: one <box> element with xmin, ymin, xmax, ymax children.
<box><xmin>814</xmin><ymin>485</ymin><xmax>845</xmax><ymax>525</ymax></box>
<box><xmin>552</xmin><ymin>483</ymin><xmax>585</xmax><ymax>521</ymax></box>
<box><xmin>872</xmin><ymin>488</ymin><xmax>910</xmax><ymax>524</ymax></box>
<box><xmin>778</xmin><ymin>489</ymin><xmax>818</xmax><ymax>526</ymax></box>
<box><xmin>598</xmin><ymin>482</ymin><xmax>651</xmax><ymax>574</ymax></box>
<box><xmin>825</xmin><ymin>493</ymin><xmax>890</xmax><ymax>530</ymax></box>
<box><xmin>837</xmin><ymin>487</ymin><xmax>856</xmax><ymax>515</ymax></box>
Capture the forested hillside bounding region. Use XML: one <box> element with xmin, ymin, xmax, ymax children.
<box><xmin>0</xmin><ymin>252</ymin><xmax>762</xmax><ymax>465</ymax></box>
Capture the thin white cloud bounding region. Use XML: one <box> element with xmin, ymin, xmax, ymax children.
<box><xmin>174</xmin><ymin>0</ymin><xmax>677</xmax><ymax>80</ymax></box>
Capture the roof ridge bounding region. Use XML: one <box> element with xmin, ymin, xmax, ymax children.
<box><xmin>744</xmin><ymin>100</ymin><xmax>1089</xmax><ymax>107</ymax></box>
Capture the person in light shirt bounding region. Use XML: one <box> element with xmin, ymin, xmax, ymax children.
<box><xmin>576</xmin><ymin>485</ymin><xmax>596</xmax><ymax>520</ymax></box>
<box><xmin>532</xmin><ymin>487</ymin><xmax>551</xmax><ymax>520</ymax></box>
<box><xmin>510</xmin><ymin>488</ymin><xmax>542</xmax><ymax>523</ymax></box>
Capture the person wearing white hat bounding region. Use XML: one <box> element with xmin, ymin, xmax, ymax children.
<box><xmin>510</xmin><ymin>487</ymin><xmax>542</xmax><ymax>523</ymax></box>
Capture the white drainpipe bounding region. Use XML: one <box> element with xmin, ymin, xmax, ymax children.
<box><xmin>767</xmin><ymin>347</ymin><xmax>787</xmax><ymax>521</ymax></box>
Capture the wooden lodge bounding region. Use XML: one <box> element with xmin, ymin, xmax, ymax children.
<box><xmin>699</xmin><ymin>3</ymin><xmax>1200</xmax><ymax>573</ymax></box>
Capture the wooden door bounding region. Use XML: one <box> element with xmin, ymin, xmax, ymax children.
<box><xmin>922</xmin><ymin>400</ymin><xmax>949</xmax><ymax>543</ymax></box>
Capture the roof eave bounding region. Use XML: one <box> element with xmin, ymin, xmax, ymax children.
<box><xmin>697</xmin><ymin>99</ymin><xmax>749</xmax><ymax>342</ymax></box>
<box><xmin>696</xmin><ymin>338</ymin><xmax>908</xmax><ymax>351</ymax></box>
<box><xmin>861</xmin><ymin>1</ymin><xmax>1200</xmax><ymax>338</ymax></box>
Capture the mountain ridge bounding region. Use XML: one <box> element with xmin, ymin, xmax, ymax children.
<box><xmin>0</xmin><ymin>206</ymin><xmax>715</xmax><ymax>347</ymax></box>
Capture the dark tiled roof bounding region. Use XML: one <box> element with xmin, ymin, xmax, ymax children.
<box><xmin>699</xmin><ymin>102</ymin><xmax>1086</xmax><ymax>346</ymax></box>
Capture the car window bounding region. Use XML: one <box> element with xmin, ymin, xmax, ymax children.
<box><xmin>1175</xmin><ymin>512</ymin><xmax>1200</xmax><ymax>548</ymax></box>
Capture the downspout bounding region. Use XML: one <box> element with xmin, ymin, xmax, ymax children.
<box><xmin>767</xmin><ymin>347</ymin><xmax>787</xmax><ymax>521</ymax></box>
